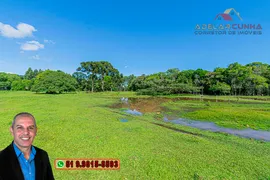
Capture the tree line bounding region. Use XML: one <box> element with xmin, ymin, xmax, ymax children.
<box><xmin>0</xmin><ymin>61</ymin><xmax>123</xmax><ymax>94</ymax></box>
<box><xmin>129</xmin><ymin>62</ymin><xmax>270</xmax><ymax>96</ymax></box>
<box><xmin>0</xmin><ymin>61</ymin><xmax>269</xmax><ymax>95</ymax></box>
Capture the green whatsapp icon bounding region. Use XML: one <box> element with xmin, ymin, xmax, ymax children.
<box><xmin>57</xmin><ymin>160</ymin><xmax>65</xmax><ymax>168</ymax></box>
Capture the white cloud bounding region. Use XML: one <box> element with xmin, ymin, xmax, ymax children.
<box><xmin>20</xmin><ymin>41</ymin><xmax>44</xmax><ymax>51</ymax></box>
<box><xmin>124</xmin><ymin>66</ymin><xmax>128</xmax><ymax>68</ymax></box>
<box><xmin>0</xmin><ymin>22</ymin><xmax>37</xmax><ymax>38</ymax></box>
<box><xmin>30</xmin><ymin>55</ymin><xmax>40</xmax><ymax>60</ymax></box>
<box><xmin>44</xmin><ymin>39</ymin><xmax>55</xmax><ymax>44</ymax></box>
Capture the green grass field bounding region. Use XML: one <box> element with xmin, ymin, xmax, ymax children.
<box><xmin>0</xmin><ymin>91</ymin><xmax>270</xmax><ymax>179</ymax></box>
<box><xmin>161</xmin><ymin>99</ymin><xmax>270</xmax><ymax>130</ymax></box>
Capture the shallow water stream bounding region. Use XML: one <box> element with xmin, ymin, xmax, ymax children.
<box><xmin>113</xmin><ymin>97</ymin><xmax>270</xmax><ymax>141</ymax></box>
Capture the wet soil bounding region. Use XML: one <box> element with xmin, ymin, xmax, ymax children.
<box><xmin>110</xmin><ymin>97</ymin><xmax>169</xmax><ymax>113</ymax></box>
<box><xmin>110</xmin><ymin>97</ymin><xmax>268</xmax><ymax>114</ymax></box>
<box><xmin>109</xmin><ymin>98</ymin><xmax>270</xmax><ymax>141</ymax></box>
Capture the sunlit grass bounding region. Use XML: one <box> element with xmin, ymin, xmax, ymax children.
<box><xmin>162</xmin><ymin>100</ymin><xmax>270</xmax><ymax>130</ymax></box>
<box><xmin>0</xmin><ymin>91</ymin><xmax>270</xmax><ymax>179</ymax></box>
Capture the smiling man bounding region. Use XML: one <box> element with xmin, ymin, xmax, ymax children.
<box><xmin>0</xmin><ymin>112</ymin><xmax>54</xmax><ymax>180</ymax></box>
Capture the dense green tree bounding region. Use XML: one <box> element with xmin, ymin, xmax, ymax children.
<box><xmin>246</xmin><ymin>62</ymin><xmax>269</xmax><ymax>76</ymax></box>
<box><xmin>11</xmin><ymin>80</ymin><xmax>32</xmax><ymax>91</ymax></box>
<box><xmin>77</xmin><ymin>61</ymin><xmax>99</xmax><ymax>92</ymax></box>
<box><xmin>166</xmin><ymin>68</ymin><xmax>180</xmax><ymax>82</ymax></box>
<box><xmin>128</xmin><ymin>75</ymin><xmax>148</xmax><ymax>91</ymax></box>
<box><xmin>31</xmin><ymin>70</ymin><xmax>77</xmax><ymax>94</ymax></box>
<box><xmin>243</xmin><ymin>74</ymin><xmax>268</xmax><ymax>95</ymax></box>
<box><xmin>72</xmin><ymin>72</ymin><xmax>88</xmax><ymax>90</ymax></box>
<box><xmin>127</xmin><ymin>62</ymin><xmax>270</xmax><ymax>96</ymax></box>
<box><xmin>111</xmin><ymin>72</ymin><xmax>124</xmax><ymax>91</ymax></box>
<box><xmin>0</xmin><ymin>73</ymin><xmax>8</xmax><ymax>90</ymax></box>
<box><xmin>0</xmin><ymin>73</ymin><xmax>21</xmax><ymax>90</ymax></box>
<box><xmin>209</xmin><ymin>82</ymin><xmax>231</xmax><ymax>95</ymax></box>
<box><xmin>24</xmin><ymin>68</ymin><xmax>34</xmax><ymax>80</ymax></box>
<box><xmin>24</xmin><ymin>68</ymin><xmax>42</xmax><ymax>80</ymax></box>
<box><xmin>192</xmin><ymin>69</ymin><xmax>208</xmax><ymax>94</ymax></box>
<box><xmin>76</xmin><ymin>61</ymin><xmax>123</xmax><ymax>92</ymax></box>
<box><xmin>0</xmin><ymin>61</ymin><xmax>269</xmax><ymax>96</ymax></box>
<box><xmin>178</xmin><ymin>70</ymin><xmax>194</xmax><ymax>84</ymax></box>
<box><xmin>124</xmin><ymin>74</ymin><xmax>136</xmax><ymax>91</ymax></box>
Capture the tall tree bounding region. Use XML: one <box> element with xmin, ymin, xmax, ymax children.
<box><xmin>76</xmin><ymin>61</ymin><xmax>122</xmax><ymax>92</ymax></box>
<box><xmin>166</xmin><ymin>68</ymin><xmax>180</xmax><ymax>82</ymax></box>
<box><xmin>24</xmin><ymin>68</ymin><xmax>34</xmax><ymax>80</ymax></box>
<box><xmin>32</xmin><ymin>70</ymin><xmax>77</xmax><ymax>94</ymax></box>
<box><xmin>72</xmin><ymin>72</ymin><xmax>88</xmax><ymax>90</ymax></box>
<box><xmin>124</xmin><ymin>74</ymin><xmax>136</xmax><ymax>91</ymax></box>
<box><xmin>0</xmin><ymin>73</ymin><xmax>21</xmax><ymax>90</ymax></box>
<box><xmin>77</xmin><ymin>62</ymin><xmax>99</xmax><ymax>92</ymax></box>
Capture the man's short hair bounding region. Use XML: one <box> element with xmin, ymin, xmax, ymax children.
<box><xmin>12</xmin><ymin>112</ymin><xmax>37</xmax><ymax>128</ymax></box>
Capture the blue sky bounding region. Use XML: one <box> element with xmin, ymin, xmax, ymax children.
<box><xmin>0</xmin><ymin>0</ymin><xmax>269</xmax><ymax>76</ymax></box>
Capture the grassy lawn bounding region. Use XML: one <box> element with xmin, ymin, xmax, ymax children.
<box><xmin>0</xmin><ymin>91</ymin><xmax>270</xmax><ymax>179</ymax></box>
<box><xmin>162</xmin><ymin>99</ymin><xmax>270</xmax><ymax>130</ymax></box>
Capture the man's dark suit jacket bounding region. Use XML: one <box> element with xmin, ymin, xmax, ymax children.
<box><xmin>0</xmin><ymin>142</ymin><xmax>54</xmax><ymax>180</ymax></box>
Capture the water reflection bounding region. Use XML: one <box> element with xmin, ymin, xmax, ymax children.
<box><xmin>120</xmin><ymin>119</ymin><xmax>128</xmax><ymax>122</ymax></box>
<box><xmin>116</xmin><ymin>97</ymin><xmax>270</xmax><ymax>141</ymax></box>
<box><xmin>164</xmin><ymin>117</ymin><xmax>270</xmax><ymax>141</ymax></box>
<box><xmin>125</xmin><ymin>109</ymin><xmax>143</xmax><ymax>116</ymax></box>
